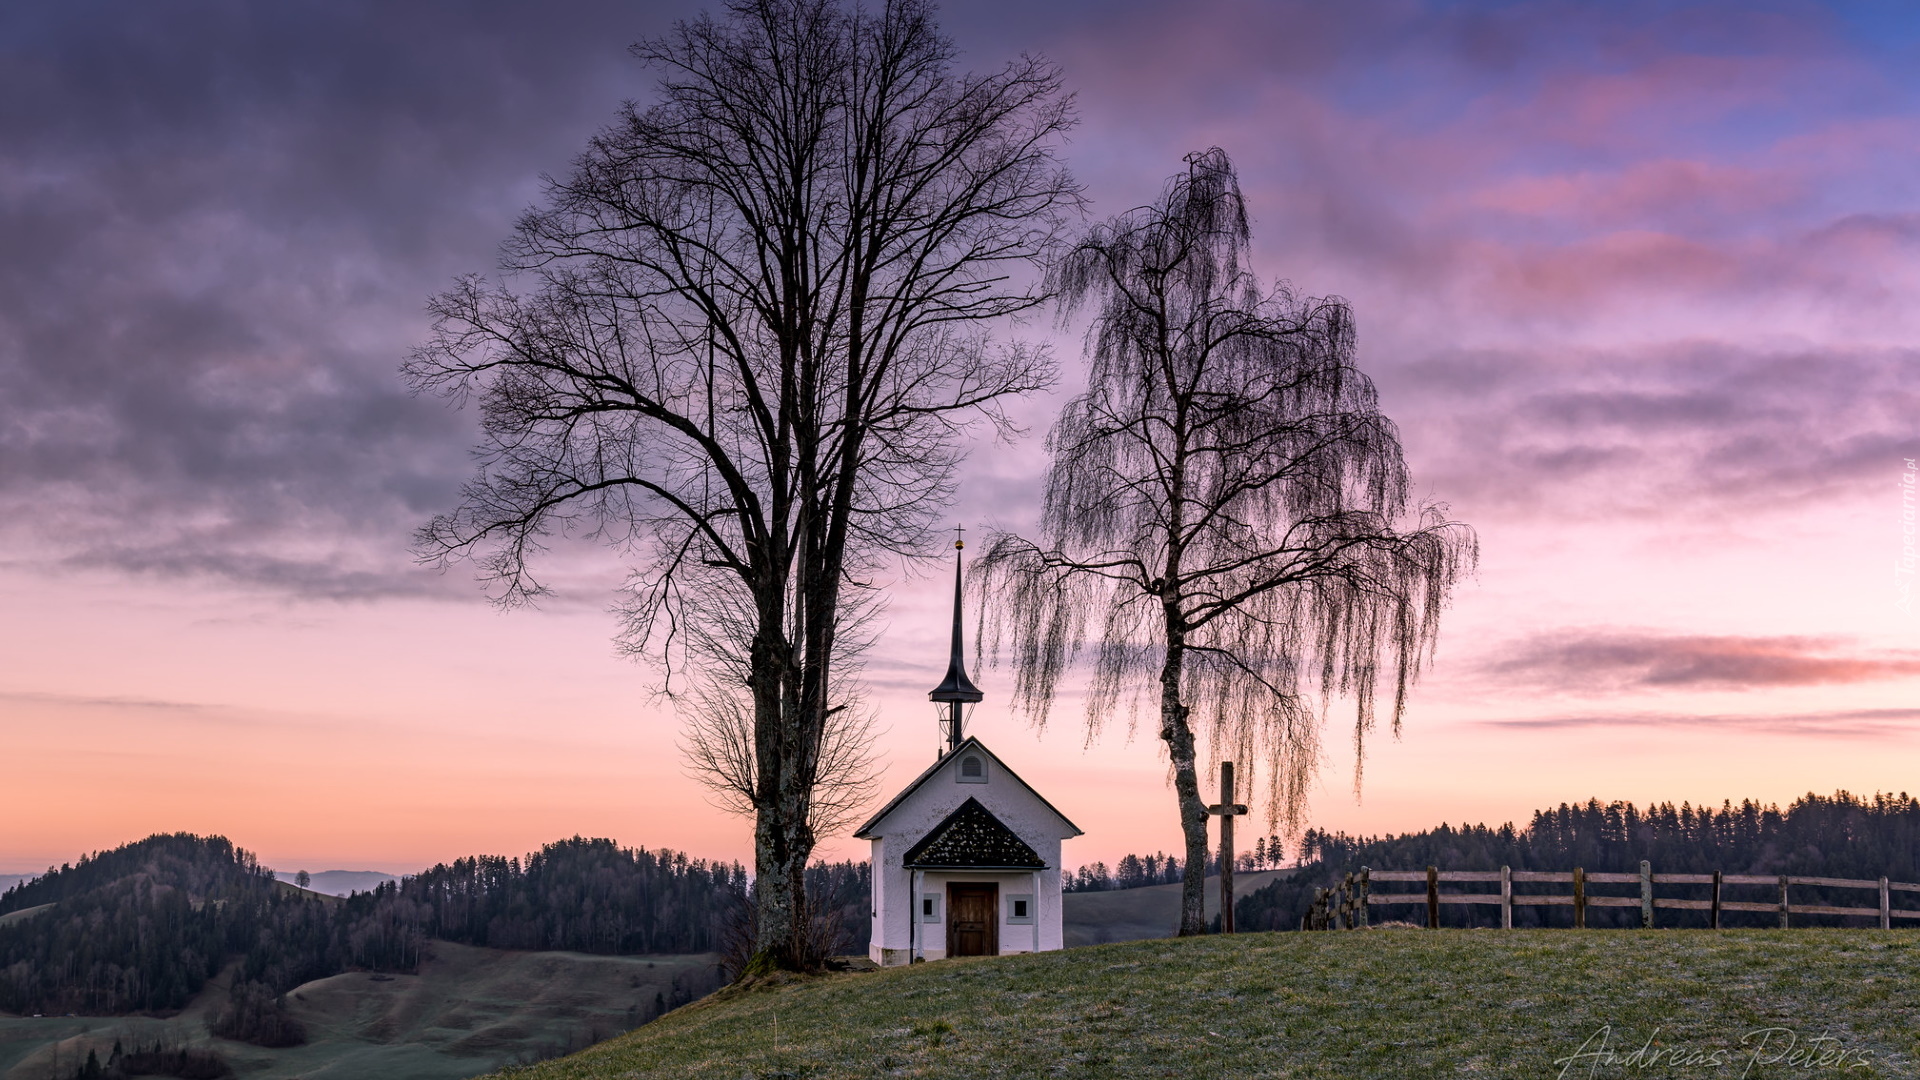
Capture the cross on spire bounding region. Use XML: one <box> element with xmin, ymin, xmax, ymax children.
<box><xmin>953</xmin><ymin>522</ymin><xmax>966</xmax><ymax>549</ymax></box>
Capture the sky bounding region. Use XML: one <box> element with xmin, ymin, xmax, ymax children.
<box><xmin>3</xmin><ymin>0</ymin><xmax>1918</xmax><ymax>877</ymax></box>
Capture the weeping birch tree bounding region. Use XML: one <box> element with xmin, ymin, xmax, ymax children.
<box><xmin>975</xmin><ymin>149</ymin><xmax>1473</xmax><ymax>935</ymax></box>
<box><xmin>406</xmin><ymin>0</ymin><xmax>1076</xmax><ymax>972</ymax></box>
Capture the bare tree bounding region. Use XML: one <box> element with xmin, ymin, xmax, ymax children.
<box><xmin>405</xmin><ymin>0</ymin><xmax>1077</xmax><ymax>972</ymax></box>
<box><xmin>975</xmin><ymin>149</ymin><xmax>1473</xmax><ymax>936</ymax></box>
<box><xmin>679</xmin><ymin>683</ymin><xmax>882</xmax><ymax>838</ymax></box>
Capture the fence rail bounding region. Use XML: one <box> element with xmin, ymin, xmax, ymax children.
<box><xmin>1325</xmin><ymin>864</ymin><xmax>1920</xmax><ymax>930</ymax></box>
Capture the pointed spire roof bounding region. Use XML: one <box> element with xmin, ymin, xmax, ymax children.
<box><xmin>928</xmin><ymin>537</ymin><xmax>983</xmax><ymax>704</ymax></box>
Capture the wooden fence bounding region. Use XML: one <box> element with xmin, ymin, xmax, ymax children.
<box><xmin>1313</xmin><ymin>863</ymin><xmax>1920</xmax><ymax>930</ymax></box>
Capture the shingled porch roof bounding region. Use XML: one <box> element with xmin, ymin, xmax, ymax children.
<box><xmin>901</xmin><ymin>797</ymin><xmax>1049</xmax><ymax>870</ymax></box>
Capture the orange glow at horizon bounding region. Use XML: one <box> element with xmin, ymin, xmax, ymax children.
<box><xmin>4</xmin><ymin>0</ymin><xmax>1919</xmax><ymax>883</ymax></box>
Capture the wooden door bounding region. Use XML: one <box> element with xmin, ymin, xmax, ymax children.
<box><xmin>947</xmin><ymin>883</ymin><xmax>998</xmax><ymax>957</ymax></box>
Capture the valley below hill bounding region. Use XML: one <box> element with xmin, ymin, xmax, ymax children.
<box><xmin>1061</xmin><ymin>869</ymin><xmax>1290</xmax><ymax>945</ymax></box>
<box><xmin>0</xmin><ymin>944</ymin><xmax>721</xmax><ymax>1080</ymax></box>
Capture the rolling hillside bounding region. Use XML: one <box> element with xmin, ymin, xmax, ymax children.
<box><xmin>477</xmin><ymin>930</ymin><xmax>1920</xmax><ymax>1080</ymax></box>
<box><xmin>0</xmin><ymin>944</ymin><xmax>723</xmax><ymax>1080</ymax></box>
<box><xmin>1061</xmin><ymin>869</ymin><xmax>1290</xmax><ymax>945</ymax></box>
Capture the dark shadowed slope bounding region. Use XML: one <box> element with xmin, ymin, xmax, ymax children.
<box><xmin>1060</xmin><ymin>869</ymin><xmax>1290</xmax><ymax>946</ymax></box>
<box><xmin>0</xmin><ymin>943</ymin><xmax>723</xmax><ymax>1080</ymax></box>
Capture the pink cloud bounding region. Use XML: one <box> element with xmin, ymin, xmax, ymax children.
<box><xmin>1452</xmin><ymin>213</ymin><xmax>1920</xmax><ymax>329</ymax></box>
<box><xmin>1469</xmin><ymin>159</ymin><xmax>1805</xmax><ymax>226</ymax></box>
<box><xmin>1494</xmin><ymin>53</ymin><xmax>1812</xmax><ymax>149</ymax></box>
<box><xmin>1479</xmin><ymin>707</ymin><xmax>1920</xmax><ymax>740</ymax></box>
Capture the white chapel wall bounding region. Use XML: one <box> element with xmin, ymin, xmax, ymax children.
<box><xmin>866</xmin><ymin>744</ymin><xmax>1076</xmax><ymax>966</ymax></box>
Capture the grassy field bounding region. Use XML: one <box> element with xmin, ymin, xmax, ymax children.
<box><xmin>0</xmin><ymin>905</ymin><xmax>52</xmax><ymax>929</ymax></box>
<box><xmin>485</xmin><ymin>930</ymin><xmax>1920</xmax><ymax>1080</ymax></box>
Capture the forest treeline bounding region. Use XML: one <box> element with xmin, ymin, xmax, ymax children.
<box><xmin>1238</xmin><ymin>790</ymin><xmax>1920</xmax><ymax>931</ymax></box>
<box><xmin>0</xmin><ymin>833</ymin><xmax>768</xmax><ymax>1044</ymax></box>
<box><xmin>368</xmin><ymin>836</ymin><xmax>746</xmax><ymax>954</ymax></box>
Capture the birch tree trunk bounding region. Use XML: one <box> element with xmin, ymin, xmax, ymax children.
<box><xmin>1160</xmin><ymin>627</ymin><xmax>1210</xmax><ymax>935</ymax></box>
<box><xmin>974</xmin><ymin>150</ymin><xmax>1474</xmax><ymax>933</ymax></box>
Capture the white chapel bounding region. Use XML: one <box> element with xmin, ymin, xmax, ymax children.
<box><xmin>856</xmin><ymin>537</ymin><xmax>1081</xmax><ymax>965</ymax></box>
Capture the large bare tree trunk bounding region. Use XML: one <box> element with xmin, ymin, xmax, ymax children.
<box><xmin>408</xmin><ymin>0</ymin><xmax>1076</xmax><ymax>975</ymax></box>
<box><xmin>1162</xmin><ymin>402</ymin><xmax>1209</xmax><ymax>935</ymax></box>
<box><xmin>748</xmin><ymin>605</ymin><xmax>805</xmax><ymax>972</ymax></box>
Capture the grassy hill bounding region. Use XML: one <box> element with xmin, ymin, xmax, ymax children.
<box><xmin>1062</xmin><ymin>869</ymin><xmax>1290</xmax><ymax>946</ymax></box>
<box><xmin>0</xmin><ymin>905</ymin><xmax>52</xmax><ymax>929</ymax></box>
<box><xmin>477</xmin><ymin>930</ymin><xmax>1919</xmax><ymax>1080</ymax></box>
<box><xmin>0</xmin><ymin>943</ymin><xmax>722</xmax><ymax>1080</ymax></box>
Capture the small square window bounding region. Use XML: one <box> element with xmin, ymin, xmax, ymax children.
<box><xmin>922</xmin><ymin>894</ymin><xmax>942</xmax><ymax>922</ymax></box>
<box><xmin>1008</xmin><ymin>894</ymin><xmax>1034</xmax><ymax>924</ymax></box>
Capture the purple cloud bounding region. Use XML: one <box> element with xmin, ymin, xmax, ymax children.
<box><xmin>1484</xmin><ymin>630</ymin><xmax>1920</xmax><ymax>691</ymax></box>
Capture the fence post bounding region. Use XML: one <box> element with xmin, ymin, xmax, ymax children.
<box><xmin>1573</xmin><ymin>867</ymin><xmax>1586</xmax><ymax>929</ymax></box>
<box><xmin>1711</xmin><ymin>870</ymin><xmax>1722</xmax><ymax>930</ymax></box>
<box><xmin>1640</xmin><ymin>860</ymin><xmax>1653</xmax><ymax>929</ymax></box>
<box><xmin>1501</xmin><ymin>865</ymin><xmax>1512</xmax><ymax>929</ymax></box>
<box><xmin>1778</xmin><ymin>875</ymin><xmax>1790</xmax><ymax>929</ymax></box>
<box><xmin>1358</xmin><ymin>867</ymin><xmax>1370</xmax><ymax>929</ymax></box>
<box><xmin>1426</xmin><ymin>865</ymin><xmax>1439</xmax><ymax>929</ymax></box>
<box><xmin>1882</xmin><ymin>877</ymin><xmax>1892</xmax><ymax>931</ymax></box>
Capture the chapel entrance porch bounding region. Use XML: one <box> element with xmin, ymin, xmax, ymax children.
<box><xmin>947</xmin><ymin>882</ymin><xmax>999</xmax><ymax>956</ymax></box>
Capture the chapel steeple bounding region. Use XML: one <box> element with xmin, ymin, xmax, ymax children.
<box><xmin>927</xmin><ymin>527</ymin><xmax>983</xmax><ymax>753</ymax></box>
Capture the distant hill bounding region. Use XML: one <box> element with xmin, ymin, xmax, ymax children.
<box><xmin>0</xmin><ymin>831</ymin><xmax>750</xmax><ymax>1056</ymax></box>
<box><xmin>0</xmin><ymin>874</ymin><xmax>30</xmax><ymax>895</ymax></box>
<box><xmin>273</xmin><ymin>869</ymin><xmax>401</xmax><ymax>896</ymax></box>
<box><xmin>0</xmin><ymin>832</ymin><xmax>366</xmax><ymax>1040</ymax></box>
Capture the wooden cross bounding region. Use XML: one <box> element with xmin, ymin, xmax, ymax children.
<box><xmin>1206</xmin><ymin>760</ymin><xmax>1248</xmax><ymax>933</ymax></box>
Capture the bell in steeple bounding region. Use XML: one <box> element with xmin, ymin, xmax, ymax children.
<box><xmin>928</xmin><ymin>528</ymin><xmax>983</xmax><ymax>753</ymax></box>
